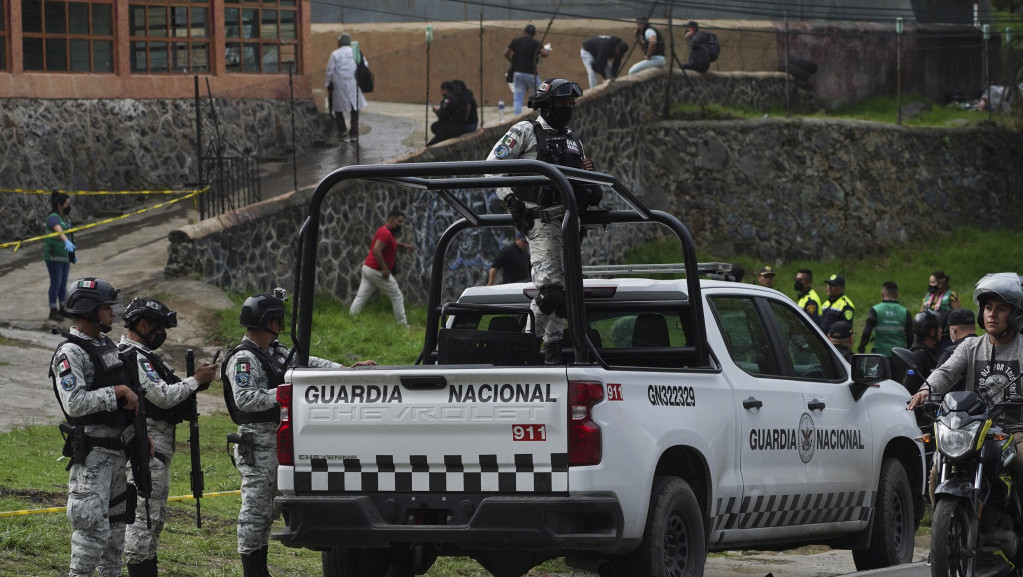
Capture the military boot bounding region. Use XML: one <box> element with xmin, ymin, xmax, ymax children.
<box><xmin>126</xmin><ymin>557</ymin><xmax>158</xmax><ymax>577</ymax></box>
<box><xmin>241</xmin><ymin>549</ymin><xmax>267</xmax><ymax>577</ymax></box>
<box><xmin>48</xmin><ymin>307</ymin><xmax>61</xmax><ymax>321</ymax></box>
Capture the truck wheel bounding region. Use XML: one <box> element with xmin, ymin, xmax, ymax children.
<box><xmin>852</xmin><ymin>458</ymin><xmax>915</xmax><ymax>570</ymax></box>
<box><xmin>608</xmin><ymin>476</ymin><xmax>706</xmax><ymax>577</ymax></box>
<box><xmin>321</xmin><ymin>547</ymin><xmax>414</xmax><ymax>577</ymax></box>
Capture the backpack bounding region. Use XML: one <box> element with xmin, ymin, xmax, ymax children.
<box><xmin>355</xmin><ymin>54</ymin><xmax>374</xmax><ymax>93</ymax></box>
<box><xmin>705</xmin><ymin>32</ymin><xmax>720</xmax><ymax>62</ymax></box>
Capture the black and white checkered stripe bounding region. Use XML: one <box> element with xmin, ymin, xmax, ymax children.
<box><xmin>294</xmin><ymin>453</ymin><xmax>570</xmax><ymax>493</ymax></box>
<box><xmin>711</xmin><ymin>491</ymin><xmax>873</xmax><ymax>531</ymax></box>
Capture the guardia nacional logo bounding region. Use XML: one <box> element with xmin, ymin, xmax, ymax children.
<box><xmin>798</xmin><ymin>413</ymin><xmax>816</xmax><ymax>464</ymax></box>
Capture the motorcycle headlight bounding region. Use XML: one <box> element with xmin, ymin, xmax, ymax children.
<box><xmin>936</xmin><ymin>420</ymin><xmax>984</xmax><ymax>459</ymax></box>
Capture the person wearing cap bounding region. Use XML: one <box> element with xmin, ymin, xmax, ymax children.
<box><xmin>486</xmin><ymin>78</ymin><xmax>596</xmax><ymax>364</ymax></box>
<box><xmin>325</xmin><ymin>33</ymin><xmax>368</xmax><ymax>143</ymax></box>
<box><xmin>505</xmin><ymin>24</ymin><xmax>551</xmax><ymax>115</ymax></box>
<box><xmin>820</xmin><ymin>274</ymin><xmax>855</xmax><ymax>334</ymax></box>
<box><xmin>223</xmin><ymin>289</ymin><xmax>375</xmax><ymax>576</ymax></box>
<box><xmin>920</xmin><ymin>270</ymin><xmax>962</xmax><ymax>350</ymax></box>
<box><xmin>828</xmin><ymin>321</ymin><xmax>855</xmax><ymax>363</ymax></box>
<box><xmin>857</xmin><ymin>281</ymin><xmax>912</xmax><ymax>358</ymax></box>
<box><xmin>756</xmin><ymin>266</ymin><xmax>775</xmax><ymax>288</ymax></box>
<box><xmin>936</xmin><ymin>308</ymin><xmax>978</xmax><ymax>378</ymax></box>
<box><xmin>580</xmin><ymin>35</ymin><xmax>629</xmax><ymax>88</ymax></box>
<box><xmin>50</xmin><ymin>278</ymin><xmax>142</xmax><ymax>577</ymax></box>
<box><xmin>487</xmin><ymin>231</ymin><xmax>530</xmax><ymax>286</ymax></box>
<box><xmin>681</xmin><ymin>20</ymin><xmax>714</xmax><ymax>73</ymax></box>
<box><xmin>628</xmin><ymin>17</ymin><xmax>665</xmax><ymax>75</ymax></box>
<box><xmin>794</xmin><ymin>269</ymin><xmax>823</xmax><ymax>324</ymax></box>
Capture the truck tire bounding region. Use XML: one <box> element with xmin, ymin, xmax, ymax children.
<box><xmin>321</xmin><ymin>548</ymin><xmax>413</xmax><ymax>577</ymax></box>
<box><xmin>852</xmin><ymin>458</ymin><xmax>915</xmax><ymax>570</ymax></box>
<box><xmin>606</xmin><ymin>476</ymin><xmax>706</xmax><ymax>577</ymax></box>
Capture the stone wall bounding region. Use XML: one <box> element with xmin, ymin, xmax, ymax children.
<box><xmin>0</xmin><ymin>97</ymin><xmax>330</xmax><ymax>243</ymax></box>
<box><xmin>164</xmin><ymin>69</ymin><xmax>1023</xmax><ymax>306</ymax></box>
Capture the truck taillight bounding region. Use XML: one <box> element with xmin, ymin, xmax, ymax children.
<box><xmin>276</xmin><ymin>383</ymin><xmax>293</xmax><ymax>466</ymax></box>
<box><xmin>568</xmin><ymin>381</ymin><xmax>603</xmax><ymax>466</ymax></box>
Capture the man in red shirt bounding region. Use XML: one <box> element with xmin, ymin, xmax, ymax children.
<box><xmin>349</xmin><ymin>209</ymin><xmax>412</xmax><ymax>326</ymax></box>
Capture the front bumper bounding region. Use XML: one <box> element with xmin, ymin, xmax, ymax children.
<box><xmin>273</xmin><ymin>492</ymin><xmax>624</xmax><ymax>552</ymax></box>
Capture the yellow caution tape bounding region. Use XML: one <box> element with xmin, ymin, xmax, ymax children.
<box><xmin>0</xmin><ymin>187</ymin><xmax>209</xmax><ymax>252</ymax></box>
<box><xmin>0</xmin><ymin>187</ymin><xmax>202</xmax><ymax>196</ymax></box>
<box><xmin>0</xmin><ymin>489</ymin><xmax>241</xmax><ymax>517</ymax></box>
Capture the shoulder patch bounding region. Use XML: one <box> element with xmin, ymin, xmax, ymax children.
<box><xmin>494</xmin><ymin>144</ymin><xmax>511</xmax><ymax>158</ymax></box>
<box><xmin>235</xmin><ymin>372</ymin><xmax>251</xmax><ymax>387</ymax></box>
<box><xmin>805</xmin><ymin>303</ymin><xmax>818</xmax><ymax>316</ymax></box>
<box><xmin>236</xmin><ymin>360</ymin><xmax>251</xmax><ymax>374</ymax></box>
<box><xmin>844</xmin><ymin>309</ymin><xmax>854</xmax><ymax>321</ymax></box>
<box><xmin>56</xmin><ymin>355</ymin><xmax>72</xmax><ymax>376</ymax></box>
<box><xmin>60</xmin><ymin>375</ymin><xmax>76</xmax><ymax>391</ymax></box>
<box><xmin>141</xmin><ymin>360</ymin><xmax>160</xmax><ymax>383</ymax></box>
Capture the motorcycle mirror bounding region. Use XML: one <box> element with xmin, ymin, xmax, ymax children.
<box><xmin>890</xmin><ymin>347</ymin><xmax>917</xmax><ymax>373</ymax></box>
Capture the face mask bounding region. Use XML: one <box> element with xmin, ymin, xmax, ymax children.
<box><xmin>928</xmin><ymin>285</ymin><xmax>938</xmax><ymax>293</ymax></box>
<box><xmin>543</xmin><ymin>107</ymin><xmax>573</xmax><ymax>130</ymax></box>
<box><xmin>63</xmin><ymin>206</ymin><xmax>72</xmax><ymax>216</ymax></box>
<box><xmin>145</xmin><ymin>329</ymin><xmax>167</xmax><ymax>350</ymax></box>
<box><xmin>794</xmin><ymin>281</ymin><xmax>804</xmax><ymax>292</ymax></box>
<box><xmin>391</xmin><ymin>225</ymin><xmax>403</xmax><ymax>237</ymax></box>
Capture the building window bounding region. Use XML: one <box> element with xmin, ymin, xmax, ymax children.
<box><xmin>22</xmin><ymin>0</ymin><xmax>114</xmax><ymax>72</ymax></box>
<box><xmin>224</xmin><ymin>0</ymin><xmax>297</xmax><ymax>73</ymax></box>
<box><xmin>129</xmin><ymin>1</ymin><xmax>210</xmax><ymax>73</ymax></box>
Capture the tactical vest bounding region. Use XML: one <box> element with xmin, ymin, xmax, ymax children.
<box><xmin>870</xmin><ymin>301</ymin><xmax>908</xmax><ymax>356</ymax></box>
<box><xmin>51</xmin><ymin>332</ymin><xmax>128</xmax><ymax>427</ymax></box>
<box><xmin>118</xmin><ymin>344</ymin><xmax>189</xmax><ymax>424</ymax></box>
<box><xmin>514</xmin><ymin>122</ymin><xmax>600</xmax><ymax>209</ymax></box>
<box><xmin>221</xmin><ymin>340</ymin><xmax>285</xmax><ymax>425</ymax></box>
<box><xmin>639</xmin><ymin>25</ymin><xmax>665</xmax><ymax>57</ymax></box>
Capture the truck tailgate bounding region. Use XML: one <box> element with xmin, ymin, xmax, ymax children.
<box><xmin>287</xmin><ymin>366</ymin><xmax>569</xmax><ymax>494</ymax></box>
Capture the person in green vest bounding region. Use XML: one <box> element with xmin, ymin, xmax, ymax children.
<box><xmin>920</xmin><ymin>270</ymin><xmax>962</xmax><ymax>350</ymax></box>
<box><xmin>794</xmin><ymin>269</ymin><xmax>822</xmax><ymax>325</ymax></box>
<box><xmin>857</xmin><ymin>281</ymin><xmax>912</xmax><ymax>357</ymax></box>
<box><xmin>820</xmin><ymin>273</ymin><xmax>855</xmax><ymax>334</ymax></box>
<box><xmin>44</xmin><ymin>190</ymin><xmax>76</xmax><ymax>321</ymax></box>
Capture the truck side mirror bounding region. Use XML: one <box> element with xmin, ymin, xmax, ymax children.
<box><xmin>851</xmin><ymin>354</ymin><xmax>891</xmax><ymax>386</ymax></box>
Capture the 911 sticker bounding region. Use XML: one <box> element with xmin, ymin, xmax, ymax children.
<box><xmin>513</xmin><ymin>424</ymin><xmax>546</xmax><ymax>441</ymax></box>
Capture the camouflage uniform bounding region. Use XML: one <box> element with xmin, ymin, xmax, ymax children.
<box><xmin>487</xmin><ymin>116</ymin><xmax>568</xmax><ymax>345</ymax></box>
<box><xmin>223</xmin><ymin>338</ymin><xmax>340</xmax><ymax>555</ymax></box>
<box><xmin>119</xmin><ymin>335</ymin><xmax>203</xmax><ymax>566</ymax></box>
<box><xmin>52</xmin><ymin>328</ymin><xmax>131</xmax><ymax>577</ymax></box>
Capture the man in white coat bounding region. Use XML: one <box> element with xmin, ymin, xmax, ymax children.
<box><xmin>325</xmin><ymin>33</ymin><xmax>368</xmax><ymax>143</ymax></box>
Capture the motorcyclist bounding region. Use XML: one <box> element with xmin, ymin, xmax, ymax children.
<box><xmin>908</xmin><ymin>272</ymin><xmax>1023</xmax><ymax>505</ymax></box>
<box><xmin>902</xmin><ymin>310</ymin><xmax>941</xmax><ymax>394</ymax></box>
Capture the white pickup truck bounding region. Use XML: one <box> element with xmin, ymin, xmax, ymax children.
<box><xmin>273</xmin><ymin>160</ymin><xmax>926</xmax><ymax>577</ymax></box>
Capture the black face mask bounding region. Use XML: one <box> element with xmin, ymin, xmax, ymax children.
<box><xmin>543</xmin><ymin>107</ymin><xmax>573</xmax><ymax>131</ymax></box>
<box><xmin>144</xmin><ymin>328</ymin><xmax>167</xmax><ymax>350</ymax></box>
<box><xmin>391</xmin><ymin>225</ymin><xmax>403</xmax><ymax>237</ymax></box>
<box><xmin>794</xmin><ymin>281</ymin><xmax>804</xmax><ymax>292</ymax></box>
<box><xmin>63</xmin><ymin>206</ymin><xmax>72</xmax><ymax>216</ymax></box>
<box><xmin>928</xmin><ymin>285</ymin><xmax>938</xmax><ymax>293</ymax></box>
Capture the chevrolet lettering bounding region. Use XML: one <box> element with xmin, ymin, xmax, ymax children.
<box><xmin>274</xmin><ymin>161</ymin><xmax>925</xmax><ymax>577</ymax></box>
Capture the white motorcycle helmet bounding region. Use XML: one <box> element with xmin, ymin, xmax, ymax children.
<box><xmin>973</xmin><ymin>272</ymin><xmax>1023</xmax><ymax>334</ymax></box>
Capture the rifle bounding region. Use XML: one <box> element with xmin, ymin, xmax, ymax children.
<box><xmin>185</xmin><ymin>349</ymin><xmax>204</xmax><ymax>528</ymax></box>
<box><xmin>119</xmin><ymin>391</ymin><xmax>152</xmax><ymax>528</ymax></box>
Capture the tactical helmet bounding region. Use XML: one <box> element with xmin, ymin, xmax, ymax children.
<box><xmin>123</xmin><ymin>297</ymin><xmax>177</xmax><ymax>329</ymax></box>
<box><xmin>239</xmin><ymin>289</ymin><xmax>287</xmax><ymax>330</ymax></box>
<box><xmin>973</xmin><ymin>272</ymin><xmax>1023</xmax><ymax>332</ymax></box>
<box><xmin>64</xmin><ymin>278</ymin><xmax>120</xmax><ymax>315</ymax></box>
<box><xmin>913</xmin><ymin>310</ymin><xmax>940</xmax><ymax>339</ymax></box>
<box><xmin>527</xmin><ymin>78</ymin><xmax>583</xmax><ymax>110</ymax></box>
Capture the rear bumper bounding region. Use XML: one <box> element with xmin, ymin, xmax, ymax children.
<box><xmin>273</xmin><ymin>492</ymin><xmax>624</xmax><ymax>552</ymax></box>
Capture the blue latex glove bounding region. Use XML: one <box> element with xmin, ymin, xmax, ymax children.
<box><xmin>64</xmin><ymin>239</ymin><xmax>76</xmax><ymax>253</ymax></box>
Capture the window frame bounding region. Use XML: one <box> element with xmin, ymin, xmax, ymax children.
<box><xmin>128</xmin><ymin>0</ymin><xmax>211</xmax><ymax>74</ymax></box>
<box><xmin>21</xmin><ymin>0</ymin><xmax>115</xmax><ymax>73</ymax></box>
<box><xmin>223</xmin><ymin>0</ymin><xmax>297</xmax><ymax>74</ymax></box>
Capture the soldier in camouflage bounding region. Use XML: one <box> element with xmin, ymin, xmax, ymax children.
<box><xmin>486</xmin><ymin>78</ymin><xmax>597</xmax><ymax>364</ymax></box>
<box><xmin>222</xmin><ymin>289</ymin><xmax>375</xmax><ymax>576</ymax></box>
<box><xmin>50</xmin><ymin>278</ymin><xmax>144</xmax><ymax>577</ymax></box>
<box><xmin>118</xmin><ymin>297</ymin><xmax>219</xmax><ymax>577</ymax></box>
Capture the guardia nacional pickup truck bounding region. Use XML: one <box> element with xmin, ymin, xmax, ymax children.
<box><xmin>272</xmin><ymin>160</ymin><xmax>926</xmax><ymax>577</ymax></box>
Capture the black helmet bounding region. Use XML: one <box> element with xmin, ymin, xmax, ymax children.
<box><xmin>123</xmin><ymin>297</ymin><xmax>177</xmax><ymax>330</ymax></box>
<box><xmin>524</xmin><ymin>24</ymin><xmax>536</xmax><ymax>35</ymax></box>
<box><xmin>64</xmin><ymin>278</ymin><xmax>120</xmax><ymax>316</ymax></box>
<box><xmin>973</xmin><ymin>272</ymin><xmax>1023</xmax><ymax>333</ymax></box>
<box><xmin>239</xmin><ymin>288</ymin><xmax>287</xmax><ymax>330</ymax></box>
<box><xmin>913</xmin><ymin>310</ymin><xmax>940</xmax><ymax>339</ymax></box>
<box><xmin>527</xmin><ymin>78</ymin><xmax>583</xmax><ymax>110</ymax></box>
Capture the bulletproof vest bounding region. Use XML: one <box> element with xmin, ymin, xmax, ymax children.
<box><xmin>514</xmin><ymin>122</ymin><xmax>600</xmax><ymax>209</ymax></box>
<box><xmin>640</xmin><ymin>25</ymin><xmax>665</xmax><ymax>57</ymax></box>
<box><xmin>221</xmin><ymin>340</ymin><xmax>286</xmax><ymax>425</ymax></box>
<box><xmin>118</xmin><ymin>344</ymin><xmax>189</xmax><ymax>424</ymax></box>
<box><xmin>52</xmin><ymin>332</ymin><xmax>128</xmax><ymax>427</ymax></box>
<box><xmin>870</xmin><ymin>301</ymin><xmax>908</xmax><ymax>356</ymax></box>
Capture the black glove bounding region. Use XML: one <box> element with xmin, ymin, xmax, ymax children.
<box><xmin>504</xmin><ymin>195</ymin><xmax>533</xmax><ymax>234</ymax></box>
<box><xmin>195</xmin><ymin>380</ymin><xmax>212</xmax><ymax>392</ymax></box>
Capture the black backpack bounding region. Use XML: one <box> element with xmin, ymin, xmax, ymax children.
<box><xmin>705</xmin><ymin>32</ymin><xmax>720</xmax><ymax>62</ymax></box>
<box><xmin>355</xmin><ymin>54</ymin><xmax>374</xmax><ymax>93</ymax></box>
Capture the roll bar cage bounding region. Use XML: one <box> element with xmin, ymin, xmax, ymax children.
<box><xmin>291</xmin><ymin>159</ymin><xmax>708</xmax><ymax>368</ymax></box>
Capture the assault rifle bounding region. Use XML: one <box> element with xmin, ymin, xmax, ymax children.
<box><xmin>119</xmin><ymin>390</ymin><xmax>152</xmax><ymax>528</ymax></box>
<box><xmin>185</xmin><ymin>349</ymin><xmax>204</xmax><ymax>528</ymax></box>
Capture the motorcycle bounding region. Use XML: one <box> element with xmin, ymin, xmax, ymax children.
<box><xmin>892</xmin><ymin>347</ymin><xmax>1023</xmax><ymax>577</ymax></box>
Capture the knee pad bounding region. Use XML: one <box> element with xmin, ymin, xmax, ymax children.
<box><xmin>535</xmin><ymin>285</ymin><xmax>566</xmax><ymax>317</ymax></box>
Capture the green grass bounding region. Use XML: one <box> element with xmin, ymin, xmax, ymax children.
<box><xmin>5</xmin><ymin>225</ymin><xmax>1019</xmax><ymax>574</ymax></box>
